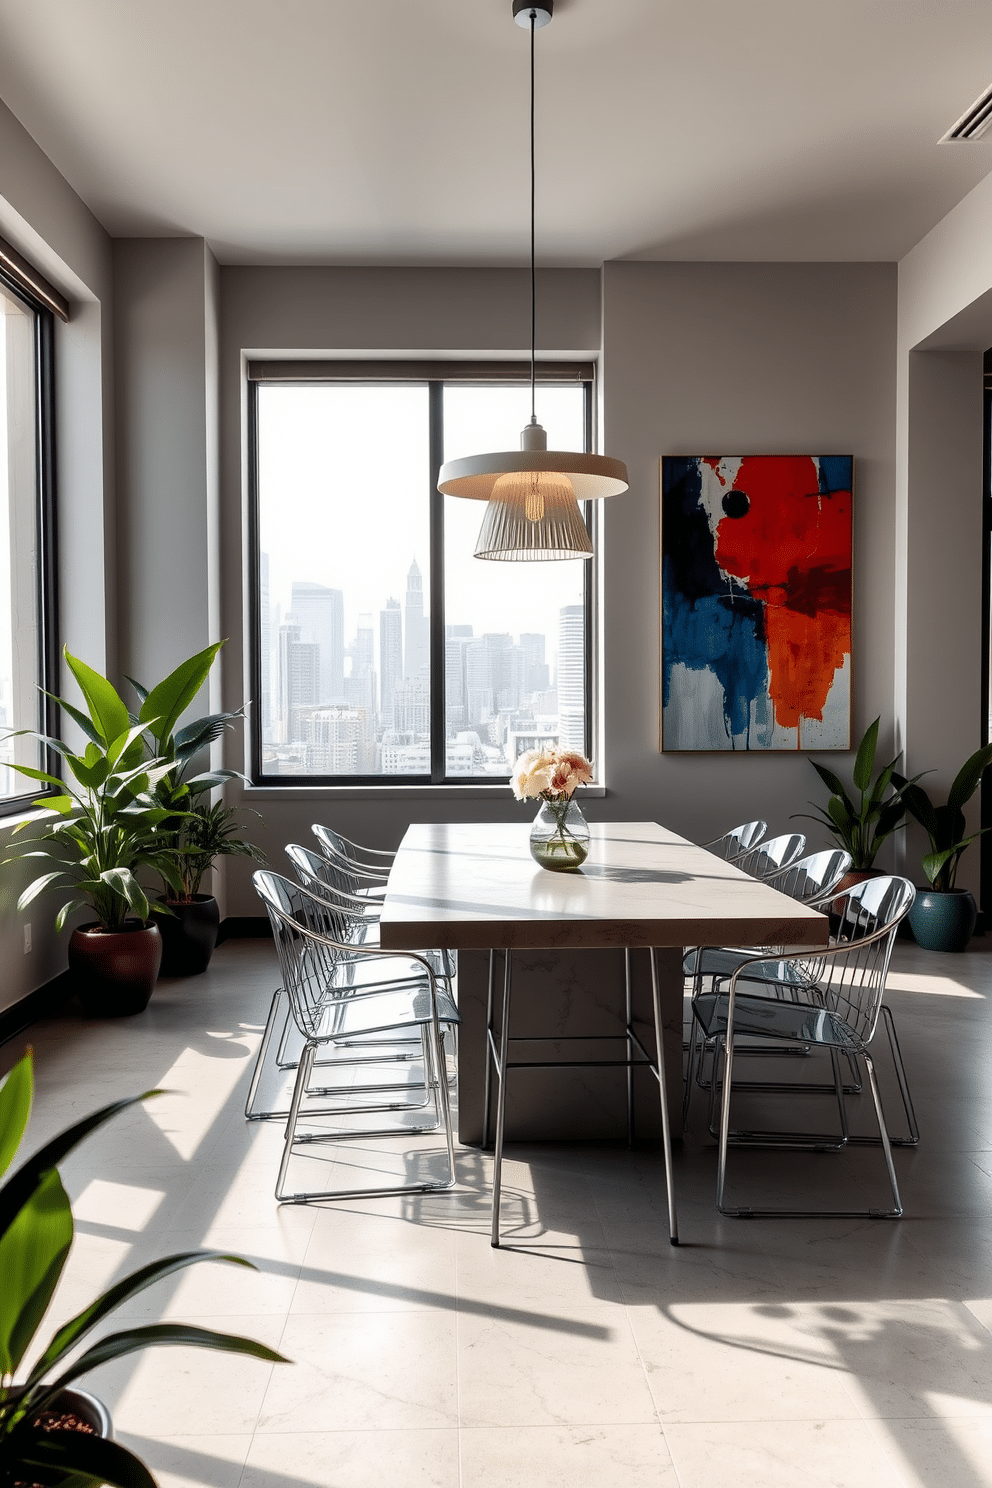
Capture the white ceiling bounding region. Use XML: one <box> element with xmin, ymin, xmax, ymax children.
<box><xmin>0</xmin><ymin>0</ymin><xmax>991</xmax><ymax>266</ymax></box>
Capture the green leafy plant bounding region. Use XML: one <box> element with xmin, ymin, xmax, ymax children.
<box><xmin>128</xmin><ymin>643</ymin><xmax>261</xmax><ymax>904</ymax></box>
<box><xmin>4</xmin><ymin>651</ymin><xmax>185</xmax><ymax>932</ymax></box>
<box><xmin>0</xmin><ymin>1050</ymin><xmax>286</xmax><ymax>1488</ymax></box>
<box><xmin>893</xmin><ymin>744</ymin><xmax>992</xmax><ymax>891</ymax></box>
<box><xmin>170</xmin><ymin>801</ymin><xmax>266</xmax><ymax>901</ymax></box>
<box><xmin>795</xmin><ymin>717</ymin><xmax>921</xmax><ymax>871</ymax></box>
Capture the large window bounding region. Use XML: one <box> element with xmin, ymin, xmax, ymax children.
<box><xmin>249</xmin><ymin>365</ymin><xmax>593</xmax><ymax>784</ymax></box>
<box><xmin>0</xmin><ymin>271</ymin><xmax>56</xmax><ymax>810</ymax></box>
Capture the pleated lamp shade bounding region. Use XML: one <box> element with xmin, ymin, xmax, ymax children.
<box><xmin>473</xmin><ymin>468</ymin><xmax>593</xmax><ymax>561</ymax></box>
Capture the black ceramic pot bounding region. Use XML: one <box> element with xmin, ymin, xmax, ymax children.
<box><xmin>5</xmin><ymin>1384</ymin><xmax>113</xmax><ymax>1485</ymax></box>
<box><xmin>68</xmin><ymin>920</ymin><xmax>162</xmax><ymax>1017</ymax></box>
<box><xmin>908</xmin><ymin>887</ymin><xmax>977</xmax><ymax>953</ymax></box>
<box><xmin>157</xmin><ymin>894</ymin><xmax>221</xmax><ymax>976</ymax></box>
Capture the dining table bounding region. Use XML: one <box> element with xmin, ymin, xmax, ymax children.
<box><xmin>378</xmin><ymin>819</ymin><xmax>829</xmax><ymax>1244</ymax></box>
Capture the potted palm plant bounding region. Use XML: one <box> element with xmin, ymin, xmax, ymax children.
<box><xmin>795</xmin><ymin>717</ymin><xmax>920</xmax><ymax>890</ymax></box>
<box><xmin>127</xmin><ymin>641</ymin><xmax>260</xmax><ymax>976</ymax></box>
<box><xmin>4</xmin><ymin>650</ymin><xmax>185</xmax><ymax>1016</ymax></box>
<box><xmin>0</xmin><ymin>1049</ymin><xmax>286</xmax><ymax>1487</ymax></box>
<box><xmin>894</xmin><ymin>743</ymin><xmax>992</xmax><ymax>952</ymax></box>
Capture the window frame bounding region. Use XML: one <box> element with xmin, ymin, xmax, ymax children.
<box><xmin>0</xmin><ymin>264</ymin><xmax>59</xmax><ymax>818</ymax></box>
<box><xmin>246</xmin><ymin>362</ymin><xmax>596</xmax><ymax>788</ymax></box>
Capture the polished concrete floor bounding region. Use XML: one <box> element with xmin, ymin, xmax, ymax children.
<box><xmin>6</xmin><ymin>935</ymin><xmax>992</xmax><ymax>1488</ymax></box>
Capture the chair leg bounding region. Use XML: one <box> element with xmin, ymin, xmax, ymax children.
<box><xmin>245</xmin><ymin>989</ymin><xmax>282</xmax><ymax>1120</ymax></box>
<box><xmin>275</xmin><ymin>1041</ymin><xmax>316</xmax><ymax>1201</ymax></box>
<box><xmin>864</xmin><ymin>1050</ymin><xmax>903</xmax><ymax>1217</ymax></box>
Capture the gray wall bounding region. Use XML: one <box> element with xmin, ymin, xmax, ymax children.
<box><xmin>600</xmin><ymin>261</ymin><xmax>899</xmax><ymax>850</ymax></box>
<box><xmin>0</xmin><ymin>100</ymin><xmax>114</xmax><ymax>1011</ymax></box>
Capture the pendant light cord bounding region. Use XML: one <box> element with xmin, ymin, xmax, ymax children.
<box><xmin>529</xmin><ymin>9</ymin><xmax>537</xmax><ymax>424</ymax></box>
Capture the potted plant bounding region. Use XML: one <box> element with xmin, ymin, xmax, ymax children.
<box><xmin>4</xmin><ymin>650</ymin><xmax>186</xmax><ymax>1017</ymax></box>
<box><xmin>157</xmin><ymin>801</ymin><xmax>265</xmax><ymax>975</ymax></box>
<box><xmin>0</xmin><ymin>1049</ymin><xmax>286</xmax><ymax>1487</ymax></box>
<box><xmin>795</xmin><ymin>717</ymin><xmax>920</xmax><ymax>890</ymax></box>
<box><xmin>893</xmin><ymin>743</ymin><xmax>992</xmax><ymax>952</ymax></box>
<box><xmin>128</xmin><ymin>642</ymin><xmax>260</xmax><ymax>976</ymax></box>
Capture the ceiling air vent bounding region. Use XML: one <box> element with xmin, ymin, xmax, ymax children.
<box><xmin>940</xmin><ymin>83</ymin><xmax>992</xmax><ymax>142</ymax></box>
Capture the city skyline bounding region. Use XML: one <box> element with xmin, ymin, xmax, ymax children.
<box><xmin>260</xmin><ymin>552</ymin><xmax>584</xmax><ymax>778</ymax></box>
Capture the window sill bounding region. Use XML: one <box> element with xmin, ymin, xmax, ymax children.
<box><xmin>243</xmin><ymin>782</ymin><xmax>608</xmax><ymax>803</ymax></box>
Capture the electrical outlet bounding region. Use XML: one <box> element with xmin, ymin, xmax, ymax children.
<box><xmin>23</xmin><ymin>922</ymin><xmax>31</xmax><ymax>955</ymax></box>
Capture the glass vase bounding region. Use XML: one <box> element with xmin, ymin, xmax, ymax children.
<box><xmin>529</xmin><ymin>797</ymin><xmax>590</xmax><ymax>872</ymax></box>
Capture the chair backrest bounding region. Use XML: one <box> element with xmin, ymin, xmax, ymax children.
<box><xmin>286</xmin><ymin>843</ymin><xmax>373</xmax><ymax>914</ymax></box>
<box><xmin>737</xmin><ymin>832</ymin><xmax>806</xmax><ymax>880</ymax></box>
<box><xmin>705</xmin><ymin>820</ymin><xmax>767</xmax><ymax>861</ymax></box>
<box><xmin>772</xmin><ymin>849</ymin><xmax>852</xmax><ymax>906</ymax></box>
<box><xmin>817</xmin><ymin>875</ymin><xmax>916</xmax><ymax>1043</ymax></box>
<box><xmin>253</xmin><ymin>870</ymin><xmax>359</xmax><ymax>1038</ymax></box>
<box><xmin>312</xmin><ymin>823</ymin><xmax>390</xmax><ymax>884</ymax></box>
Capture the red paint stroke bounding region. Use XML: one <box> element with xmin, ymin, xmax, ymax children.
<box><xmin>714</xmin><ymin>456</ymin><xmax>851</xmax><ymax>735</ymax></box>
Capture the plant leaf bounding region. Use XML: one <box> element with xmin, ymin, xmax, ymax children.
<box><xmin>13</xmin><ymin>1428</ymin><xmax>158</xmax><ymax>1488</ymax></box>
<box><xmin>852</xmin><ymin>717</ymin><xmax>880</xmax><ymax>793</ymax></box>
<box><xmin>63</xmin><ymin>650</ymin><xmax>131</xmax><ymax>747</ymax></box>
<box><xmin>125</xmin><ymin>675</ymin><xmax>150</xmax><ymax>705</ymax></box>
<box><xmin>49</xmin><ymin>1321</ymin><xmax>287</xmax><ymax>1394</ymax></box>
<box><xmin>139</xmin><ymin>642</ymin><xmax>224</xmax><ymax>747</ymax></box>
<box><xmin>0</xmin><ymin>1053</ymin><xmax>33</xmax><ymax>1179</ymax></box>
<box><xmin>16</xmin><ymin>872</ymin><xmax>68</xmax><ymax>911</ymax></box>
<box><xmin>42</xmin><ymin>691</ymin><xmax>103</xmax><ymax>745</ymax></box>
<box><xmin>55</xmin><ymin>899</ymin><xmax>88</xmax><ymax>934</ymax></box>
<box><xmin>29</xmin><ymin>1251</ymin><xmax>256</xmax><ymax>1382</ymax></box>
<box><xmin>947</xmin><ymin>743</ymin><xmax>992</xmax><ymax>812</ymax></box>
<box><xmin>0</xmin><ymin>1166</ymin><xmax>73</xmax><ymax>1375</ymax></box>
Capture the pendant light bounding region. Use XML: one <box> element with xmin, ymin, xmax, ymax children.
<box><xmin>437</xmin><ymin>0</ymin><xmax>628</xmax><ymax>561</ymax></box>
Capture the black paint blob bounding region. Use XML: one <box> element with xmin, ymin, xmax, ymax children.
<box><xmin>722</xmin><ymin>489</ymin><xmax>750</xmax><ymax>519</ymax></box>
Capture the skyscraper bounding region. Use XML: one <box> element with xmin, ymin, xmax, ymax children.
<box><xmin>291</xmin><ymin>581</ymin><xmax>344</xmax><ymax>703</ymax></box>
<box><xmin>379</xmin><ymin>598</ymin><xmax>402</xmax><ymax>728</ymax></box>
<box><xmin>519</xmin><ymin>632</ymin><xmax>550</xmax><ymax>695</ymax></box>
<box><xmin>557</xmin><ymin>604</ymin><xmax>585</xmax><ymax>752</ymax></box>
<box><xmin>278</xmin><ymin>621</ymin><xmax>320</xmax><ymax>743</ymax></box>
<box><xmin>404</xmin><ymin>559</ymin><xmax>430</xmax><ymax>681</ymax></box>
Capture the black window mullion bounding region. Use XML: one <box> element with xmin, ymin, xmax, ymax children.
<box><xmin>247</xmin><ymin>381</ymin><xmax>264</xmax><ymax>786</ymax></box>
<box><xmin>429</xmin><ymin>382</ymin><xmax>445</xmax><ymax>783</ymax></box>
<box><xmin>35</xmin><ymin>307</ymin><xmax>59</xmax><ymax>778</ymax></box>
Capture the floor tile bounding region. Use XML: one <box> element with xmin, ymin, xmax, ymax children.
<box><xmin>459</xmin><ymin>1424</ymin><xmax>678</xmax><ymax>1487</ymax></box>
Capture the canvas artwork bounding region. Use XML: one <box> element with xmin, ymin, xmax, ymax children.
<box><xmin>661</xmin><ymin>455</ymin><xmax>853</xmax><ymax>751</ymax></box>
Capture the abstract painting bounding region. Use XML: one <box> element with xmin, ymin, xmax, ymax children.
<box><xmin>661</xmin><ymin>455</ymin><xmax>852</xmax><ymax>751</ymax></box>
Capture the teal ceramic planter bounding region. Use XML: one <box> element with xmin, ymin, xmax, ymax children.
<box><xmin>908</xmin><ymin>888</ymin><xmax>977</xmax><ymax>953</ymax></box>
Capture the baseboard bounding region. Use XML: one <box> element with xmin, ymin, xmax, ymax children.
<box><xmin>0</xmin><ymin>970</ymin><xmax>73</xmax><ymax>1050</ymax></box>
<box><xmin>217</xmin><ymin>915</ymin><xmax>272</xmax><ymax>943</ymax></box>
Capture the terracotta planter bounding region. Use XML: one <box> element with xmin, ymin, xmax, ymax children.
<box><xmin>908</xmin><ymin>887</ymin><xmax>977</xmax><ymax>953</ymax></box>
<box><xmin>156</xmin><ymin>894</ymin><xmax>221</xmax><ymax>976</ymax></box>
<box><xmin>68</xmin><ymin>920</ymin><xmax>162</xmax><ymax>1017</ymax></box>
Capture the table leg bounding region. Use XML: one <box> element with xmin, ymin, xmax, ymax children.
<box><xmin>482</xmin><ymin>949</ymin><xmax>497</xmax><ymax>1149</ymax></box>
<box><xmin>625</xmin><ymin>948</ymin><xmax>635</xmax><ymax>1148</ymax></box>
<box><xmin>650</xmin><ymin>947</ymin><xmax>680</xmax><ymax>1246</ymax></box>
<box><xmin>491</xmin><ymin>949</ymin><xmax>513</xmax><ymax>1248</ymax></box>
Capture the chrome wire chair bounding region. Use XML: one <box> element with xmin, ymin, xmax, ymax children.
<box><xmin>702</xmin><ymin>820</ymin><xmax>767</xmax><ymax>862</ymax></box>
<box><xmin>252</xmin><ymin>870</ymin><xmax>458</xmax><ymax>1204</ymax></box>
<box><xmin>734</xmin><ymin>832</ymin><xmax>806</xmax><ymax>880</ymax></box>
<box><xmin>689</xmin><ymin>875</ymin><xmax>916</xmax><ymax>1218</ymax></box>
<box><xmin>312</xmin><ymin>823</ymin><xmax>391</xmax><ymax>900</ymax></box>
<box><xmin>683</xmin><ymin>855</ymin><xmax>917</xmax><ymax>1144</ymax></box>
<box><xmin>684</xmin><ymin>848</ymin><xmax>852</xmax><ymax>994</ymax></box>
<box><xmin>245</xmin><ymin>846</ymin><xmax>437</xmax><ymax>1122</ymax></box>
